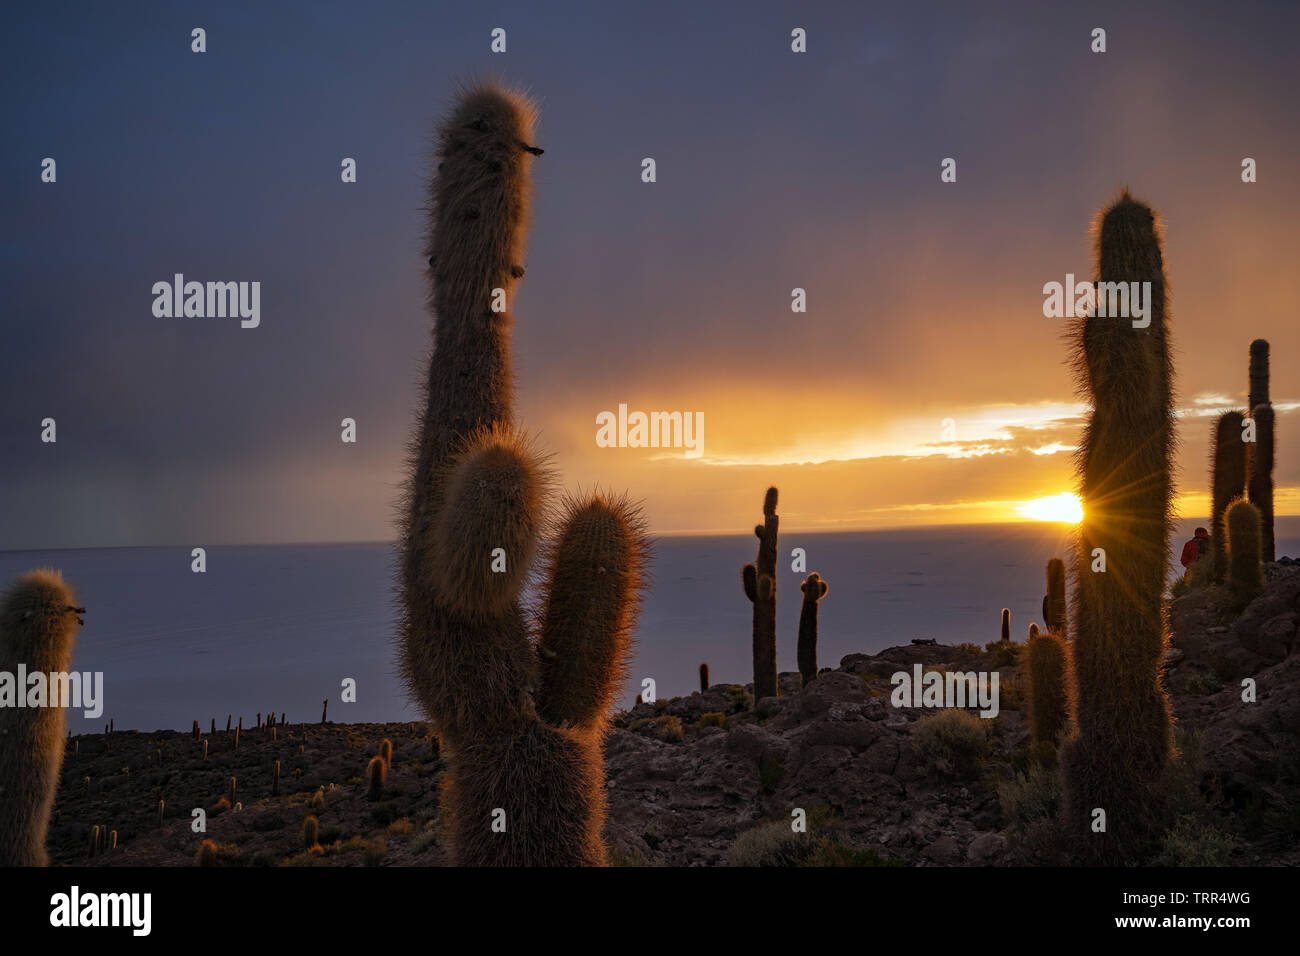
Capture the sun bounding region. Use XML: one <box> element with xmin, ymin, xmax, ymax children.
<box><xmin>1018</xmin><ymin>492</ymin><xmax>1084</xmax><ymax>524</ymax></box>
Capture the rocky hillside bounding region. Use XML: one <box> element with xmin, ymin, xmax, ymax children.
<box><xmin>48</xmin><ymin>564</ymin><xmax>1300</xmax><ymax>866</ymax></box>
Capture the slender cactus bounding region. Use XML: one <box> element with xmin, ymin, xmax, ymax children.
<box><xmin>797</xmin><ymin>573</ymin><xmax>828</xmax><ymax>687</ymax></box>
<box><xmin>1211</xmin><ymin>411</ymin><xmax>1247</xmax><ymax>582</ymax></box>
<box><xmin>742</xmin><ymin>488</ymin><xmax>780</xmax><ymax>699</ymax></box>
<box><xmin>1044</xmin><ymin>558</ymin><xmax>1067</xmax><ymax>636</ymax></box>
<box><xmin>1247</xmin><ymin>402</ymin><xmax>1275</xmax><ymax>563</ymax></box>
<box><xmin>698</xmin><ymin>662</ymin><xmax>709</xmax><ymax>694</ymax></box>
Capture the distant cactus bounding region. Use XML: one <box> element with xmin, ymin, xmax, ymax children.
<box><xmin>1044</xmin><ymin>558</ymin><xmax>1067</xmax><ymax>636</ymax></box>
<box><xmin>226</xmin><ymin>714</ymin><xmax>231</xmax><ymax>732</ymax></box>
<box><xmin>1061</xmin><ymin>191</ymin><xmax>1176</xmax><ymax>865</ymax></box>
<box><xmin>742</xmin><ymin>487</ymin><xmax>780</xmax><ymax>699</ymax></box>
<box><xmin>202</xmin><ymin>740</ymin><xmax>208</xmax><ymax>760</ymax></box>
<box><xmin>1249</xmin><ymin>338</ymin><xmax>1269</xmax><ymax>410</ymax></box>
<box><xmin>196</xmin><ymin>839</ymin><xmax>218</xmax><ymax>867</ymax></box>
<box><xmin>88</xmin><ymin>826</ymin><xmax>99</xmax><ymax>859</ymax></box>
<box><xmin>699</xmin><ymin>662</ymin><xmax>709</xmax><ymax>693</ymax></box>
<box><xmin>321</xmin><ymin>699</ymin><xmax>328</xmax><ymax>725</ymax></box>
<box><xmin>192</xmin><ymin>720</ymin><xmax>200</xmax><ymax>740</ymax></box>
<box><xmin>398</xmin><ymin>83</ymin><xmax>649</xmax><ymax>867</ymax></box>
<box><xmin>1226</xmin><ymin>498</ymin><xmax>1265</xmax><ymax>609</ymax></box>
<box><xmin>1000</xmin><ymin>607</ymin><xmax>1010</xmax><ymax>642</ymax></box>
<box><xmin>1211</xmin><ymin>411</ymin><xmax>1247</xmax><ymax>582</ymax></box>
<box><xmin>157</xmin><ymin>799</ymin><xmax>165</xmax><ymax>828</ymax></box>
<box><xmin>797</xmin><ymin>572</ymin><xmax>828</xmax><ymax>687</ymax></box>
<box><xmin>273</xmin><ymin>760</ymin><xmax>281</xmax><ymax>796</ymax></box>
<box><xmin>0</xmin><ymin>570</ymin><xmax>84</xmax><ymax>866</ymax></box>
<box><xmin>233</xmin><ymin>725</ymin><xmax>240</xmax><ymax>750</ymax></box>
<box><xmin>366</xmin><ymin>755</ymin><xmax>386</xmax><ymax>800</ymax></box>
<box><xmin>109</xmin><ymin>830</ymin><xmax>117</xmax><ymax>850</ymax></box>
<box><xmin>1026</xmin><ymin>624</ymin><xmax>1068</xmax><ymax>750</ymax></box>
<box><xmin>379</xmin><ymin>738</ymin><xmax>392</xmax><ymax>765</ymax></box>
<box><xmin>1247</xmin><ymin>402</ymin><xmax>1275</xmax><ymax>563</ymax></box>
<box><xmin>228</xmin><ymin>776</ymin><xmax>237</xmax><ymax>806</ymax></box>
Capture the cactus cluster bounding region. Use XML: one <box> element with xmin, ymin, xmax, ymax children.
<box><xmin>398</xmin><ymin>82</ymin><xmax>649</xmax><ymax>866</ymax></box>
<box><xmin>1061</xmin><ymin>191</ymin><xmax>1175</xmax><ymax>865</ymax></box>
<box><xmin>741</xmin><ymin>488</ymin><xmax>780</xmax><ymax>699</ymax></box>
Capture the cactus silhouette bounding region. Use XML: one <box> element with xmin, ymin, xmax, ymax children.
<box><xmin>741</xmin><ymin>487</ymin><xmax>780</xmax><ymax>699</ymax></box>
<box><xmin>1249</xmin><ymin>338</ymin><xmax>1269</xmax><ymax>410</ymax></box>
<box><xmin>1247</xmin><ymin>402</ymin><xmax>1275</xmax><ymax>563</ymax></box>
<box><xmin>302</xmin><ymin>815</ymin><xmax>320</xmax><ymax>851</ymax></box>
<box><xmin>1044</xmin><ymin>558</ymin><xmax>1067</xmax><ymax>637</ymax></box>
<box><xmin>1000</xmin><ymin>607</ymin><xmax>1010</xmax><ymax>642</ymax></box>
<box><xmin>797</xmin><ymin>572</ymin><xmax>828</xmax><ymax>687</ymax></box>
<box><xmin>698</xmin><ymin>662</ymin><xmax>709</xmax><ymax>694</ymax></box>
<box><xmin>379</xmin><ymin>738</ymin><xmax>392</xmax><ymax>766</ymax></box>
<box><xmin>1211</xmin><ymin>411</ymin><xmax>1247</xmax><ymax>582</ymax></box>
<box><xmin>0</xmin><ymin>570</ymin><xmax>84</xmax><ymax>866</ymax></box>
<box><xmin>1226</xmin><ymin>498</ymin><xmax>1265</xmax><ymax>609</ymax></box>
<box><xmin>398</xmin><ymin>82</ymin><xmax>649</xmax><ymax>866</ymax></box>
<box><xmin>1060</xmin><ymin>191</ymin><xmax>1175</xmax><ymax>865</ymax></box>
<box><xmin>1026</xmin><ymin>623</ymin><xmax>1068</xmax><ymax>750</ymax></box>
<box><xmin>366</xmin><ymin>755</ymin><xmax>386</xmax><ymax>800</ymax></box>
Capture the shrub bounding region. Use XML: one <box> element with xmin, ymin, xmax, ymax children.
<box><xmin>699</xmin><ymin>711</ymin><xmax>727</xmax><ymax>729</ymax></box>
<box><xmin>912</xmin><ymin>709</ymin><xmax>989</xmax><ymax>779</ymax></box>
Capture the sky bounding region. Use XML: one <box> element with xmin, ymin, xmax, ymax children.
<box><xmin>2</xmin><ymin>0</ymin><xmax>1298</xmax><ymax>549</ymax></box>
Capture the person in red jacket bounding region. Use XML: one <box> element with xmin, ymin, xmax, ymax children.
<box><xmin>1180</xmin><ymin>527</ymin><xmax>1210</xmax><ymax>578</ymax></box>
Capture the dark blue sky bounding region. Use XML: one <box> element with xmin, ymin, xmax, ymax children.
<box><xmin>4</xmin><ymin>0</ymin><xmax>1298</xmax><ymax>548</ymax></box>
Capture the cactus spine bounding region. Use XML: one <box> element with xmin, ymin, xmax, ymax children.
<box><xmin>1061</xmin><ymin>191</ymin><xmax>1175</xmax><ymax>865</ymax></box>
<box><xmin>797</xmin><ymin>572</ymin><xmax>828</xmax><ymax>687</ymax></box>
<box><xmin>742</xmin><ymin>487</ymin><xmax>780</xmax><ymax>699</ymax></box>
<box><xmin>1044</xmin><ymin>558</ymin><xmax>1067</xmax><ymax>636</ymax></box>
<box><xmin>1226</xmin><ymin>498</ymin><xmax>1264</xmax><ymax>609</ymax></box>
<box><xmin>398</xmin><ymin>82</ymin><xmax>649</xmax><ymax>866</ymax></box>
<box><xmin>0</xmin><ymin>571</ymin><xmax>84</xmax><ymax>866</ymax></box>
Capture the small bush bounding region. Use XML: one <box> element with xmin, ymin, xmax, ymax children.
<box><xmin>652</xmin><ymin>715</ymin><xmax>683</xmax><ymax>743</ymax></box>
<box><xmin>954</xmin><ymin>642</ymin><xmax>982</xmax><ymax>655</ymax></box>
<box><xmin>985</xmin><ymin>640</ymin><xmax>1021</xmax><ymax>668</ymax></box>
<box><xmin>912</xmin><ymin>709</ymin><xmax>989</xmax><ymax>779</ymax></box>
<box><xmin>1152</xmin><ymin>820</ymin><xmax>1237</xmax><ymax>866</ymax></box>
<box><xmin>363</xmin><ymin>838</ymin><xmax>387</xmax><ymax>867</ymax></box>
<box><xmin>699</xmin><ymin>711</ymin><xmax>727</xmax><ymax>729</ymax></box>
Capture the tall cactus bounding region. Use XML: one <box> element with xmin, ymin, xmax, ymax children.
<box><xmin>1247</xmin><ymin>402</ymin><xmax>1275</xmax><ymax>563</ymax></box>
<box><xmin>1210</xmin><ymin>411</ymin><xmax>1247</xmax><ymax>582</ymax></box>
<box><xmin>0</xmin><ymin>571</ymin><xmax>85</xmax><ymax>866</ymax></box>
<box><xmin>1044</xmin><ymin>557</ymin><xmax>1067</xmax><ymax>636</ymax></box>
<box><xmin>796</xmin><ymin>572</ymin><xmax>828</xmax><ymax>687</ymax></box>
<box><xmin>999</xmin><ymin>607</ymin><xmax>1010</xmax><ymax>642</ymax></box>
<box><xmin>1061</xmin><ymin>191</ymin><xmax>1175</xmax><ymax>865</ymax></box>
<box><xmin>741</xmin><ymin>488</ymin><xmax>779</xmax><ymax>699</ymax></box>
<box><xmin>399</xmin><ymin>82</ymin><xmax>649</xmax><ymax>866</ymax></box>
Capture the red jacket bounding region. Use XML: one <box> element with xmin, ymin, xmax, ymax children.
<box><xmin>1181</xmin><ymin>533</ymin><xmax>1209</xmax><ymax>568</ymax></box>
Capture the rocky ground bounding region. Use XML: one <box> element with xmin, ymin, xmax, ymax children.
<box><xmin>48</xmin><ymin>563</ymin><xmax>1300</xmax><ymax>866</ymax></box>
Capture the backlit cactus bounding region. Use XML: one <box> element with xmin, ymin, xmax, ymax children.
<box><xmin>1247</xmin><ymin>402</ymin><xmax>1275</xmax><ymax>563</ymax></box>
<box><xmin>0</xmin><ymin>570</ymin><xmax>84</xmax><ymax>866</ymax></box>
<box><xmin>1044</xmin><ymin>558</ymin><xmax>1067</xmax><ymax>636</ymax></box>
<box><xmin>1226</xmin><ymin>498</ymin><xmax>1264</xmax><ymax>609</ymax></box>
<box><xmin>1211</xmin><ymin>411</ymin><xmax>1247</xmax><ymax>583</ymax></box>
<box><xmin>1000</xmin><ymin>607</ymin><xmax>1010</xmax><ymax>643</ymax></box>
<box><xmin>797</xmin><ymin>572</ymin><xmax>828</xmax><ymax>687</ymax></box>
<box><xmin>366</xmin><ymin>755</ymin><xmax>386</xmax><ymax>800</ymax></box>
<box><xmin>742</xmin><ymin>487</ymin><xmax>780</xmax><ymax>699</ymax></box>
<box><xmin>1027</xmin><ymin>624</ymin><xmax>1068</xmax><ymax>751</ymax></box>
<box><xmin>398</xmin><ymin>82</ymin><xmax>649</xmax><ymax>866</ymax></box>
<box><xmin>1061</xmin><ymin>191</ymin><xmax>1175</xmax><ymax>865</ymax></box>
<box><xmin>699</xmin><ymin>662</ymin><xmax>709</xmax><ymax>693</ymax></box>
